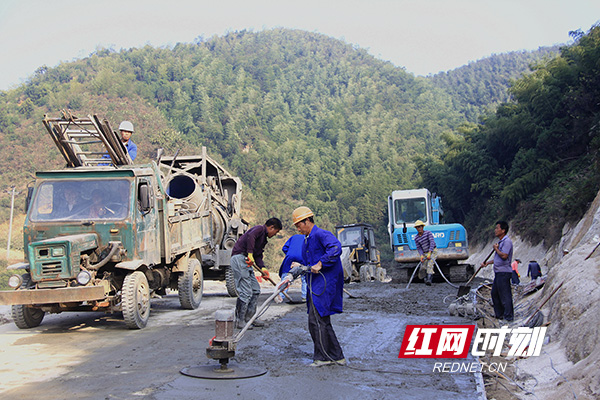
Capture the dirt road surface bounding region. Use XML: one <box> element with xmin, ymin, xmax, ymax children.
<box><xmin>0</xmin><ymin>280</ymin><xmax>485</xmax><ymax>400</ymax></box>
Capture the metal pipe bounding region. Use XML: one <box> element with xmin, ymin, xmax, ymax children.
<box><xmin>234</xmin><ymin>276</ymin><xmax>292</xmax><ymax>343</ymax></box>
<box><xmin>6</xmin><ymin>186</ymin><xmax>17</xmax><ymax>262</ymax></box>
<box><xmin>88</xmin><ymin>242</ymin><xmax>120</xmax><ymax>270</ymax></box>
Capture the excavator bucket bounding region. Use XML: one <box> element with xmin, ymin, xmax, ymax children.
<box><xmin>43</xmin><ymin>110</ymin><xmax>132</xmax><ymax>167</ymax></box>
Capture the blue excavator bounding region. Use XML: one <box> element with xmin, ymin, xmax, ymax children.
<box><xmin>387</xmin><ymin>189</ymin><xmax>473</xmax><ymax>283</ymax></box>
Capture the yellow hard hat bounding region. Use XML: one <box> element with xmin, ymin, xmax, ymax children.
<box><xmin>292</xmin><ymin>206</ymin><xmax>314</xmax><ymax>224</ymax></box>
<box><xmin>414</xmin><ymin>220</ymin><xmax>426</xmax><ymax>227</ymax></box>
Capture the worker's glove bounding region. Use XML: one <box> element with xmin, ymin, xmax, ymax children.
<box><xmin>426</xmin><ymin>252</ymin><xmax>431</xmax><ymax>260</ymax></box>
<box><xmin>261</xmin><ymin>268</ymin><xmax>270</xmax><ymax>279</ymax></box>
<box><xmin>288</xmin><ymin>264</ymin><xmax>309</xmax><ymax>279</ymax></box>
<box><xmin>246</xmin><ymin>254</ymin><xmax>255</xmax><ymax>265</ymax></box>
<box><xmin>420</xmin><ymin>255</ymin><xmax>425</xmax><ymax>262</ymax></box>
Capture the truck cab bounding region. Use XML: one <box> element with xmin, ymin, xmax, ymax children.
<box><xmin>26</xmin><ymin>169</ymin><xmax>161</xmax><ymax>277</ymax></box>
<box><xmin>0</xmin><ymin>113</ymin><xmax>246</xmax><ymax>329</ymax></box>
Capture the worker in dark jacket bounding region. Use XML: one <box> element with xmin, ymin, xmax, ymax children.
<box><xmin>414</xmin><ymin>220</ymin><xmax>437</xmax><ymax>285</ymax></box>
<box><xmin>231</xmin><ymin>218</ymin><xmax>282</xmax><ymax>328</ymax></box>
<box><xmin>527</xmin><ymin>260</ymin><xmax>542</xmax><ymax>280</ymax></box>
<box><xmin>293</xmin><ymin>206</ymin><xmax>345</xmax><ymax>367</ymax></box>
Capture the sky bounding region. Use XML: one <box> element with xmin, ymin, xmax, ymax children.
<box><xmin>0</xmin><ymin>0</ymin><xmax>599</xmax><ymax>91</ymax></box>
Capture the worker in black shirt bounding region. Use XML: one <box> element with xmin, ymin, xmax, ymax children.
<box><xmin>231</xmin><ymin>218</ymin><xmax>282</xmax><ymax>328</ymax></box>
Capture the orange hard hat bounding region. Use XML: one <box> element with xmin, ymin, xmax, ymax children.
<box><xmin>292</xmin><ymin>206</ymin><xmax>314</xmax><ymax>224</ymax></box>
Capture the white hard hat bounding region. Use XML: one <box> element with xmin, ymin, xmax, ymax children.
<box><xmin>118</xmin><ymin>121</ymin><xmax>134</xmax><ymax>133</ymax></box>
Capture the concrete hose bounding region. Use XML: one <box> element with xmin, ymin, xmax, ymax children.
<box><xmin>88</xmin><ymin>242</ymin><xmax>120</xmax><ymax>270</ymax></box>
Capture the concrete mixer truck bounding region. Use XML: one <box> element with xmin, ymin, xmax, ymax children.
<box><xmin>0</xmin><ymin>112</ymin><xmax>247</xmax><ymax>329</ymax></box>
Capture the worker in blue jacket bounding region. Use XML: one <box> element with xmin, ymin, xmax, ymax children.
<box><xmin>118</xmin><ymin>121</ymin><xmax>137</xmax><ymax>161</ymax></box>
<box><xmin>278</xmin><ymin>234</ymin><xmax>307</xmax><ymax>302</ymax></box>
<box><xmin>292</xmin><ymin>206</ymin><xmax>345</xmax><ymax>367</ymax></box>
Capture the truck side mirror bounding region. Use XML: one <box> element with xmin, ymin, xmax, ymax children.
<box><xmin>138</xmin><ymin>183</ymin><xmax>151</xmax><ymax>212</ymax></box>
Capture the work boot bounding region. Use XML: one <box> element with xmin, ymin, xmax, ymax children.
<box><xmin>310</xmin><ymin>360</ymin><xmax>334</xmax><ymax>367</ymax></box>
<box><xmin>235</xmin><ymin>298</ymin><xmax>248</xmax><ymax>329</ymax></box>
<box><xmin>425</xmin><ymin>274</ymin><xmax>433</xmax><ymax>286</ymax></box>
<box><xmin>246</xmin><ymin>294</ymin><xmax>264</xmax><ymax>327</ymax></box>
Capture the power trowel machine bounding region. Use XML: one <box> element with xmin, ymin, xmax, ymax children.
<box><xmin>181</xmin><ymin>264</ymin><xmax>309</xmax><ymax>379</ymax></box>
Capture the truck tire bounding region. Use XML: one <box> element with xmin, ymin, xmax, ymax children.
<box><xmin>11</xmin><ymin>305</ymin><xmax>45</xmax><ymax>329</ymax></box>
<box><xmin>11</xmin><ymin>274</ymin><xmax>45</xmax><ymax>329</ymax></box>
<box><xmin>122</xmin><ymin>271</ymin><xmax>151</xmax><ymax>329</ymax></box>
<box><xmin>178</xmin><ymin>258</ymin><xmax>203</xmax><ymax>309</ymax></box>
<box><xmin>225</xmin><ymin>266</ymin><xmax>238</xmax><ymax>297</ymax></box>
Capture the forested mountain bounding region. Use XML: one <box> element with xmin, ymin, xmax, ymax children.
<box><xmin>417</xmin><ymin>26</ymin><xmax>600</xmax><ymax>243</ymax></box>
<box><xmin>430</xmin><ymin>47</ymin><xmax>559</xmax><ymax>122</ymax></box>
<box><xmin>0</xmin><ymin>26</ymin><xmax>598</xmax><ymax>256</ymax></box>
<box><xmin>0</xmin><ymin>29</ymin><xmax>463</xmax><ymax>245</ymax></box>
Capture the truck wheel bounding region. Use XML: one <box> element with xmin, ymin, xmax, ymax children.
<box><xmin>225</xmin><ymin>266</ymin><xmax>238</xmax><ymax>297</ymax></box>
<box><xmin>178</xmin><ymin>258</ymin><xmax>203</xmax><ymax>309</ymax></box>
<box><xmin>122</xmin><ymin>271</ymin><xmax>150</xmax><ymax>329</ymax></box>
<box><xmin>11</xmin><ymin>305</ymin><xmax>45</xmax><ymax>329</ymax></box>
<box><xmin>11</xmin><ymin>274</ymin><xmax>45</xmax><ymax>329</ymax></box>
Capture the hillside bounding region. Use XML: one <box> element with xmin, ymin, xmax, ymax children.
<box><xmin>1</xmin><ymin>27</ymin><xmax>597</xmax><ymax>256</ymax></box>
<box><xmin>0</xmin><ymin>28</ymin><xmax>467</xmax><ymax>252</ymax></box>
<box><xmin>0</xmin><ymin>25</ymin><xmax>599</xmax><ymax>399</ymax></box>
<box><xmin>418</xmin><ymin>25</ymin><xmax>600</xmax><ymax>243</ymax></box>
<box><xmin>430</xmin><ymin>46</ymin><xmax>559</xmax><ymax>121</ymax></box>
<box><xmin>465</xmin><ymin>187</ymin><xmax>600</xmax><ymax>399</ymax></box>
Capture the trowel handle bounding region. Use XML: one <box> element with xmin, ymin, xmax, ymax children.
<box><xmin>466</xmin><ymin>249</ymin><xmax>496</xmax><ymax>285</ymax></box>
<box><xmin>483</xmin><ymin>248</ymin><xmax>496</xmax><ymax>264</ymax></box>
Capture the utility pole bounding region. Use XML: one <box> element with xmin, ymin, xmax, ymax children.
<box><xmin>6</xmin><ymin>186</ymin><xmax>18</xmax><ymax>262</ymax></box>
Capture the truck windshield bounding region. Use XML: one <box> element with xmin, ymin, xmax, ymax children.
<box><xmin>338</xmin><ymin>227</ymin><xmax>363</xmax><ymax>247</ymax></box>
<box><xmin>394</xmin><ymin>198</ymin><xmax>427</xmax><ymax>224</ymax></box>
<box><xmin>29</xmin><ymin>179</ymin><xmax>131</xmax><ymax>221</ymax></box>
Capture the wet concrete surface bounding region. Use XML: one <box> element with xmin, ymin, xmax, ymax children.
<box><xmin>0</xmin><ymin>281</ymin><xmax>485</xmax><ymax>399</ymax></box>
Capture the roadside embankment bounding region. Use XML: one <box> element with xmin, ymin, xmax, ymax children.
<box><xmin>467</xmin><ymin>190</ymin><xmax>600</xmax><ymax>399</ymax></box>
